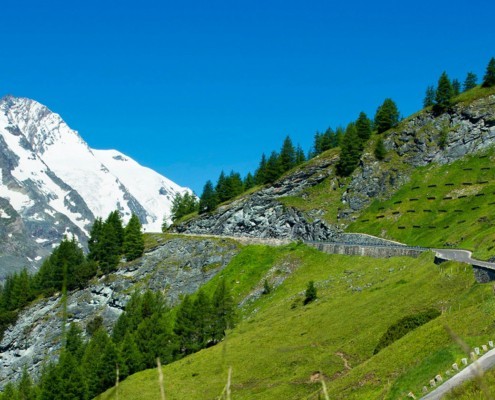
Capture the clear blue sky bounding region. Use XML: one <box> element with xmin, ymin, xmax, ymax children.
<box><xmin>1</xmin><ymin>0</ymin><xmax>494</xmax><ymax>194</ymax></box>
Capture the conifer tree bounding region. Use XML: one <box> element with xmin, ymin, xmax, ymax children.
<box><xmin>434</xmin><ymin>71</ymin><xmax>453</xmax><ymax>113</ymax></box>
<box><xmin>355</xmin><ymin>112</ymin><xmax>372</xmax><ymax>143</ymax></box>
<box><xmin>88</xmin><ymin>217</ymin><xmax>103</xmax><ymax>261</ymax></box>
<box><xmin>119</xmin><ymin>332</ymin><xmax>143</xmax><ymax>379</ymax></box>
<box><xmin>304</xmin><ymin>281</ymin><xmax>317</xmax><ymax>305</ymax></box>
<box><xmin>170</xmin><ymin>192</ymin><xmax>198</xmax><ymax>222</ymax></box>
<box><xmin>423</xmin><ymin>85</ymin><xmax>435</xmax><ymax>108</ymax></box>
<box><xmin>174</xmin><ymin>295</ymin><xmax>199</xmax><ymax>355</ymax></box>
<box><xmin>17</xmin><ymin>366</ymin><xmax>36</xmax><ymax>400</ymax></box>
<box><xmin>98</xmin><ymin>221</ymin><xmax>121</xmax><ymax>273</ymax></box>
<box><xmin>254</xmin><ymin>153</ymin><xmax>267</xmax><ymax>185</ymax></box>
<box><xmin>452</xmin><ymin>79</ymin><xmax>461</xmax><ymax>96</ymax></box>
<box><xmin>336</xmin><ymin>123</ymin><xmax>362</xmax><ymax>177</ymax></box>
<box><xmin>212</xmin><ymin>279</ymin><xmax>235</xmax><ymax>343</ymax></box>
<box><xmin>215</xmin><ymin>171</ymin><xmax>229</xmax><ymax>203</ymax></box>
<box><xmin>482</xmin><ymin>57</ymin><xmax>495</xmax><ymax>88</ymax></box>
<box><xmin>227</xmin><ymin>171</ymin><xmax>244</xmax><ymax>199</ymax></box>
<box><xmin>295</xmin><ymin>144</ymin><xmax>306</xmax><ymax>165</ymax></box>
<box><xmin>264</xmin><ymin>151</ymin><xmax>282</xmax><ymax>183</ymax></box>
<box><xmin>374</xmin><ymin>98</ymin><xmax>400</xmax><ymax>133</ymax></box>
<box><xmin>106</xmin><ymin>211</ymin><xmax>125</xmax><ymax>250</ymax></box>
<box><xmin>199</xmin><ymin>180</ymin><xmax>218</xmax><ymax>214</ymax></box>
<box><xmin>123</xmin><ymin>214</ymin><xmax>145</xmax><ymax>261</ymax></box>
<box><xmin>463</xmin><ymin>72</ymin><xmax>478</xmax><ymax>91</ymax></box>
<box><xmin>279</xmin><ymin>135</ymin><xmax>296</xmax><ymax>172</ymax></box>
<box><xmin>243</xmin><ymin>172</ymin><xmax>256</xmax><ymax>191</ymax></box>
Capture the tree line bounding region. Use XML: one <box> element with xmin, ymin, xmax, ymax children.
<box><xmin>0</xmin><ymin>211</ymin><xmax>144</xmax><ymax>342</ymax></box>
<box><xmin>167</xmin><ymin>57</ymin><xmax>495</xmax><ymax>221</ymax></box>
<box><xmin>0</xmin><ymin>281</ymin><xmax>235</xmax><ymax>400</ymax></box>
<box><xmin>423</xmin><ymin>57</ymin><xmax>495</xmax><ymax>112</ymax></box>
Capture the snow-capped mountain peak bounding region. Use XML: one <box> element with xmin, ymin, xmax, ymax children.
<box><xmin>0</xmin><ymin>95</ymin><xmax>191</xmax><ymax>275</ymax></box>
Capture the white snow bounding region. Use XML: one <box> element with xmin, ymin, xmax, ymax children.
<box><xmin>0</xmin><ymin>96</ymin><xmax>191</xmax><ymax>235</ymax></box>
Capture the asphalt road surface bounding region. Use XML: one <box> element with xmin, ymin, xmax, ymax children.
<box><xmin>421</xmin><ymin>348</ymin><xmax>495</xmax><ymax>399</ymax></box>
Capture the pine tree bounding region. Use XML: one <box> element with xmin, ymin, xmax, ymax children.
<box><xmin>98</xmin><ymin>221</ymin><xmax>121</xmax><ymax>274</ymax></box>
<box><xmin>463</xmin><ymin>72</ymin><xmax>478</xmax><ymax>91</ymax></box>
<box><xmin>374</xmin><ymin>98</ymin><xmax>400</xmax><ymax>133</ymax></box>
<box><xmin>374</xmin><ymin>138</ymin><xmax>387</xmax><ymax>160</ymax></box>
<box><xmin>452</xmin><ymin>79</ymin><xmax>461</xmax><ymax>96</ymax></box>
<box><xmin>304</xmin><ymin>281</ymin><xmax>317</xmax><ymax>305</ymax></box>
<box><xmin>243</xmin><ymin>172</ymin><xmax>256</xmax><ymax>191</ymax></box>
<box><xmin>106</xmin><ymin>211</ymin><xmax>124</xmax><ymax>250</ymax></box>
<box><xmin>278</xmin><ymin>135</ymin><xmax>296</xmax><ymax>172</ymax></box>
<box><xmin>88</xmin><ymin>217</ymin><xmax>103</xmax><ymax>262</ymax></box>
<box><xmin>423</xmin><ymin>85</ymin><xmax>435</xmax><ymax>108</ymax></box>
<box><xmin>174</xmin><ymin>295</ymin><xmax>199</xmax><ymax>355</ymax></box>
<box><xmin>254</xmin><ymin>153</ymin><xmax>267</xmax><ymax>185</ymax></box>
<box><xmin>119</xmin><ymin>332</ymin><xmax>144</xmax><ymax>379</ymax></box>
<box><xmin>264</xmin><ymin>151</ymin><xmax>282</xmax><ymax>183</ymax></box>
<box><xmin>215</xmin><ymin>171</ymin><xmax>229</xmax><ymax>203</ymax></box>
<box><xmin>123</xmin><ymin>214</ymin><xmax>145</xmax><ymax>261</ymax></box>
<box><xmin>17</xmin><ymin>366</ymin><xmax>36</xmax><ymax>400</ymax></box>
<box><xmin>295</xmin><ymin>144</ymin><xmax>306</xmax><ymax>165</ymax></box>
<box><xmin>212</xmin><ymin>279</ymin><xmax>235</xmax><ymax>343</ymax></box>
<box><xmin>199</xmin><ymin>180</ymin><xmax>218</xmax><ymax>214</ymax></box>
<box><xmin>355</xmin><ymin>112</ymin><xmax>372</xmax><ymax>143</ymax></box>
<box><xmin>482</xmin><ymin>57</ymin><xmax>495</xmax><ymax>88</ymax></box>
<box><xmin>170</xmin><ymin>192</ymin><xmax>198</xmax><ymax>222</ymax></box>
<box><xmin>227</xmin><ymin>171</ymin><xmax>244</xmax><ymax>199</ymax></box>
<box><xmin>434</xmin><ymin>71</ymin><xmax>453</xmax><ymax>113</ymax></box>
<box><xmin>336</xmin><ymin>123</ymin><xmax>362</xmax><ymax>177</ymax></box>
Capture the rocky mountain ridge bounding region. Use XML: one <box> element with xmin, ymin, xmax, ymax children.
<box><xmin>0</xmin><ymin>236</ymin><xmax>239</xmax><ymax>388</ymax></box>
<box><xmin>175</xmin><ymin>94</ymin><xmax>495</xmax><ymax>235</ymax></box>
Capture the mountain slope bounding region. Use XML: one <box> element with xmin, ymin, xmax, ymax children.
<box><xmin>0</xmin><ymin>95</ymin><xmax>190</xmax><ymax>276</ymax></box>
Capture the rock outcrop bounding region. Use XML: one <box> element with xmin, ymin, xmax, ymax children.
<box><xmin>0</xmin><ymin>236</ymin><xmax>239</xmax><ymax>388</ymax></box>
<box><xmin>175</xmin><ymin>156</ymin><xmax>342</xmax><ymax>240</ymax></box>
<box><xmin>341</xmin><ymin>95</ymin><xmax>495</xmax><ymax>219</ymax></box>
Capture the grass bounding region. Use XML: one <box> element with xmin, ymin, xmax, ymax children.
<box><xmin>348</xmin><ymin>147</ymin><xmax>495</xmax><ymax>259</ymax></box>
<box><xmin>97</xmin><ymin>243</ymin><xmax>495</xmax><ymax>400</ymax></box>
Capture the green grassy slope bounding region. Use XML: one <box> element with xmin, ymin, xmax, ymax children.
<box><xmin>97</xmin><ymin>244</ymin><xmax>495</xmax><ymax>400</ymax></box>
<box><xmin>348</xmin><ymin>148</ymin><xmax>495</xmax><ymax>259</ymax></box>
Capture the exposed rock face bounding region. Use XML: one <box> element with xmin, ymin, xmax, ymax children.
<box><xmin>341</xmin><ymin>95</ymin><xmax>495</xmax><ymax>219</ymax></box>
<box><xmin>175</xmin><ymin>156</ymin><xmax>342</xmax><ymax>240</ymax></box>
<box><xmin>0</xmin><ymin>237</ymin><xmax>239</xmax><ymax>388</ymax></box>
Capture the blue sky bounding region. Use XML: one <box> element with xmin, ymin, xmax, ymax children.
<box><xmin>1</xmin><ymin>0</ymin><xmax>494</xmax><ymax>194</ymax></box>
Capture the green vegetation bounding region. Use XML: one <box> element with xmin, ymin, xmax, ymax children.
<box><xmin>463</xmin><ymin>72</ymin><xmax>478</xmax><ymax>92</ymax></box>
<box><xmin>94</xmin><ymin>244</ymin><xmax>495</xmax><ymax>400</ymax></box>
<box><xmin>374</xmin><ymin>98</ymin><xmax>400</xmax><ymax>134</ymax></box>
<box><xmin>349</xmin><ymin>148</ymin><xmax>495</xmax><ymax>259</ymax></box>
<box><xmin>0</xmin><ymin>210</ymin><xmax>144</xmax><ymax>342</ymax></box>
<box><xmin>373</xmin><ymin>308</ymin><xmax>441</xmax><ymax>354</ymax></box>
<box><xmin>482</xmin><ymin>57</ymin><xmax>495</xmax><ymax>88</ymax></box>
<box><xmin>434</xmin><ymin>71</ymin><xmax>454</xmax><ymax>113</ymax></box>
<box><xmin>170</xmin><ymin>192</ymin><xmax>199</xmax><ymax>222</ymax></box>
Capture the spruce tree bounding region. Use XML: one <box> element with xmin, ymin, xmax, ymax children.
<box><xmin>482</xmin><ymin>57</ymin><xmax>495</xmax><ymax>88</ymax></box>
<box><xmin>423</xmin><ymin>85</ymin><xmax>435</xmax><ymax>108</ymax></box>
<box><xmin>243</xmin><ymin>172</ymin><xmax>256</xmax><ymax>191</ymax></box>
<box><xmin>98</xmin><ymin>221</ymin><xmax>121</xmax><ymax>273</ymax></box>
<box><xmin>336</xmin><ymin>123</ymin><xmax>362</xmax><ymax>177</ymax></box>
<box><xmin>215</xmin><ymin>171</ymin><xmax>229</xmax><ymax>203</ymax></box>
<box><xmin>106</xmin><ymin>211</ymin><xmax>125</xmax><ymax>250</ymax></box>
<box><xmin>434</xmin><ymin>71</ymin><xmax>453</xmax><ymax>113</ymax></box>
<box><xmin>355</xmin><ymin>112</ymin><xmax>372</xmax><ymax>143</ymax></box>
<box><xmin>88</xmin><ymin>217</ymin><xmax>103</xmax><ymax>261</ymax></box>
<box><xmin>227</xmin><ymin>171</ymin><xmax>244</xmax><ymax>199</ymax></box>
<box><xmin>279</xmin><ymin>135</ymin><xmax>296</xmax><ymax>172</ymax></box>
<box><xmin>304</xmin><ymin>281</ymin><xmax>317</xmax><ymax>305</ymax></box>
<box><xmin>212</xmin><ymin>279</ymin><xmax>235</xmax><ymax>343</ymax></box>
<box><xmin>123</xmin><ymin>214</ymin><xmax>145</xmax><ymax>261</ymax></box>
<box><xmin>452</xmin><ymin>79</ymin><xmax>461</xmax><ymax>96</ymax></box>
<box><xmin>374</xmin><ymin>98</ymin><xmax>400</xmax><ymax>134</ymax></box>
<box><xmin>199</xmin><ymin>180</ymin><xmax>218</xmax><ymax>214</ymax></box>
<box><xmin>295</xmin><ymin>144</ymin><xmax>306</xmax><ymax>165</ymax></box>
<box><xmin>463</xmin><ymin>72</ymin><xmax>477</xmax><ymax>91</ymax></box>
<box><xmin>119</xmin><ymin>332</ymin><xmax>143</xmax><ymax>379</ymax></box>
<box><xmin>174</xmin><ymin>295</ymin><xmax>199</xmax><ymax>355</ymax></box>
<box><xmin>254</xmin><ymin>153</ymin><xmax>267</xmax><ymax>185</ymax></box>
<box><xmin>264</xmin><ymin>151</ymin><xmax>282</xmax><ymax>183</ymax></box>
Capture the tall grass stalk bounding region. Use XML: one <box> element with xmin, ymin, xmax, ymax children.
<box><xmin>157</xmin><ymin>358</ymin><xmax>166</xmax><ymax>400</ymax></box>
